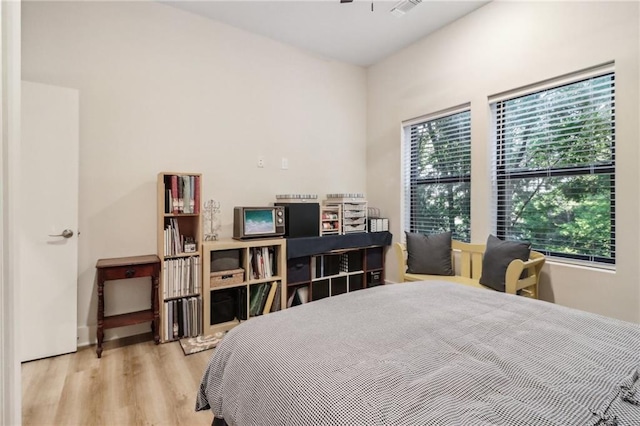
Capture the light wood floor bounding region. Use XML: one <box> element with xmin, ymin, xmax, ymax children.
<box><xmin>22</xmin><ymin>334</ymin><xmax>215</xmax><ymax>426</ymax></box>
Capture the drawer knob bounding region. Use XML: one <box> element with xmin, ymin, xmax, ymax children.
<box><xmin>125</xmin><ymin>269</ymin><xmax>136</xmax><ymax>278</ymax></box>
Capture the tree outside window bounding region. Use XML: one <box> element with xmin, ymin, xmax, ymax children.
<box><xmin>493</xmin><ymin>73</ymin><xmax>615</xmax><ymax>264</ymax></box>
<box><xmin>405</xmin><ymin>110</ymin><xmax>471</xmax><ymax>241</ymax></box>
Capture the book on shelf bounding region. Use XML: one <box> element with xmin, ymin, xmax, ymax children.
<box><xmin>297</xmin><ymin>286</ymin><xmax>309</xmax><ymax>304</ymax></box>
<box><xmin>162</xmin><ymin>256</ymin><xmax>201</xmax><ymax>299</ymax></box>
<box><xmin>171</xmin><ymin>175</ymin><xmax>179</xmax><ymax>214</ymax></box>
<box><xmin>262</xmin><ymin>282</ymin><xmax>278</xmax><ymax>315</ymax></box>
<box><xmin>249</xmin><ymin>247</ymin><xmax>275</xmax><ymax>279</ymax></box>
<box><xmin>248</xmin><ymin>284</ymin><xmax>263</xmax><ymax>317</ymax></box>
<box><xmin>249</xmin><ymin>283</ymin><xmax>268</xmax><ymax>317</ymax></box>
<box><xmin>190</xmin><ymin>176</ymin><xmax>195</xmax><ymax>213</ymax></box>
<box><xmin>249</xmin><ymin>248</ymin><xmax>256</xmax><ymax>279</ymax></box>
<box><xmin>271</xmin><ymin>283</ymin><xmax>281</xmax><ymax>312</ymax></box>
<box><xmin>177</xmin><ymin>300</ymin><xmax>184</xmax><ymax>337</ymax></box>
<box><xmin>183</xmin><ymin>175</ymin><xmax>191</xmax><ymax>214</ymax></box>
<box><xmin>287</xmin><ymin>286</ymin><xmax>309</xmax><ymax>308</ymax></box>
<box><xmin>164</xmin><ymin>174</ymin><xmax>200</xmax><ymax>215</ymax></box>
<box><xmin>163</xmin><ymin>295</ymin><xmax>202</xmax><ymax>341</ymax></box>
<box><xmin>237</xmin><ymin>286</ymin><xmax>248</xmax><ymax>320</ymax></box>
<box><xmin>172</xmin><ymin>301</ymin><xmax>178</xmax><ymax>339</ymax></box>
<box><xmin>194</xmin><ymin>175</ymin><xmax>200</xmax><ymax>214</ymax></box>
<box><xmin>165</xmin><ymin>189</ymin><xmax>172</xmax><ymax>214</ymax></box>
<box><xmin>164</xmin><ymin>218</ymin><xmax>200</xmax><ymax>257</ymax></box>
<box><xmin>177</xmin><ymin>176</ymin><xmax>183</xmax><ymax>212</ymax></box>
<box><xmin>256</xmin><ymin>283</ymin><xmax>270</xmax><ymax>315</ymax></box>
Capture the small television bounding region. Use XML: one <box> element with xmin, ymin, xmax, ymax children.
<box><xmin>233</xmin><ymin>206</ymin><xmax>285</xmax><ymax>240</ymax></box>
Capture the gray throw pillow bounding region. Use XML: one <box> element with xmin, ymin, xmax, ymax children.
<box><xmin>479</xmin><ymin>235</ymin><xmax>531</xmax><ymax>292</ymax></box>
<box><xmin>405</xmin><ymin>231</ymin><xmax>454</xmax><ymax>276</ymax></box>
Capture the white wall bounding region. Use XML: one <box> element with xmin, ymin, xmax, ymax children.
<box><xmin>22</xmin><ymin>1</ymin><xmax>367</xmax><ymax>345</ymax></box>
<box><xmin>1</xmin><ymin>0</ymin><xmax>22</xmax><ymax>422</ymax></box>
<box><xmin>367</xmin><ymin>1</ymin><xmax>640</xmax><ymax>322</ymax></box>
<box><xmin>21</xmin><ymin>0</ymin><xmax>640</xmax><ymax>346</ymax></box>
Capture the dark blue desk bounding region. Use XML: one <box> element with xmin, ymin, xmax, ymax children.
<box><xmin>286</xmin><ymin>231</ymin><xmax>392</xmax><ymax>259</ymax></box>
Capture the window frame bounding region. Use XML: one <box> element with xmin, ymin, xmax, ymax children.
<box><xmin>403</xmin><ymin>106</ymin><xmax>472</xmax><ymax>242</ymax></box>
<box><xmin>492</xmin><ymin>70</ymin><xmax>616</xmax><ymax>265</ymax></box>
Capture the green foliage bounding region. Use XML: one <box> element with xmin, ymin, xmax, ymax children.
<box><xmin>409</xmin><ymin>74</ymin><xmax>614</xmax><ymax>261</ymax></box>
<box><xmin>505</xmin><ymin>175</ymin><xmax>612</xmax><ymax>258</ymax></box>
<box><xmin>500</xmin><ymin>75</ymin><xmax>615</xmax><ymax>261</ymax></box>
<box><xmin>413</xmin><ymin>182</ymin><xmax>470</xmax><ymax>242</ymax></box>
<box><xmin>409</xmin><ymin>111</ymin><xmax>471</xmax><ymax>241</ymax></box>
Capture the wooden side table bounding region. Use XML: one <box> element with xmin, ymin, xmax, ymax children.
<box><xmin>95</xmin><ymin>254</ymin><xmax>160</xmax><ymax>358</ymax></box>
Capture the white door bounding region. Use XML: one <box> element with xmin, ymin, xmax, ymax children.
<box><xmin>20</xmin><ymin>81</ymin><xmax>79</xmax><ymax>362</ymax></box>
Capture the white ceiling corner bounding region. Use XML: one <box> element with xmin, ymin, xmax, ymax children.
<box><xmin>162</xmin><ymin>0</ymin><xmax>490</xmax><ymax>67</ymax></box>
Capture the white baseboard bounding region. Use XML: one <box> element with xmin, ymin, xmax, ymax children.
<box><xmin>77</xmin><ymin>323</ymin><xmax>153</xmax><ymax>348</ymax></box>
<box><xmin>76</xmin><ymin>281</ymin><xmax>399</xmax><ymax>347</ymax></box>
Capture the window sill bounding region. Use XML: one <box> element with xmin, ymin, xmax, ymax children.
<box><xmin>545</xmin><ymin>257</ymin><xmax>615</xmax><ymax>273</ymax></box>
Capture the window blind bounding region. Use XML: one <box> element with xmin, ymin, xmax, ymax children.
<box><xmin>404</xmin><ymin>109</ymin><xmax>471</xmax><ymax>241</ymax></box>
<box><xmin>491</xmin><ymin>72</ymin><xmax>615</xmax><ymax>264</ymax></box>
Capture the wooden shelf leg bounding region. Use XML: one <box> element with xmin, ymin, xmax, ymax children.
<box><xmin>97</xmin><ymin>278</ymin><xmax>104</xmax><ymax>358</ymax></box>
<box><xmin>152</xmin><ymin>273</ymin><xmax>160</xmax><ymax>344</ymax></box>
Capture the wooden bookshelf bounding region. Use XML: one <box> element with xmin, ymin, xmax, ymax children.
<box><xmin>202</xmin><ymin>238</ymin><xmax>287</xmax><ymax>335</ymax></box>
<box><xmin>157</xmin><ymin>172</ymin><xmax>203</xmax><ymax>342</ymax></box>
<box><xmin>285</xmin><ymin>233</ymin><xmax>390</xmax><ymax>306</ymax></box>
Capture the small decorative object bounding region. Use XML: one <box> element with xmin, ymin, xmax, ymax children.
<box><xmin>204</xmin><ymin>199</ymin><xmax>221</xmax><ymax>241</ymax></box>
<box><xmin>326</xmin><ymin>193</ymin><xmax>365</xmax><ymax>201</ymax></box>
<box><xmin>276</xmin><ymin>194</ymin><xmax>318</xmax><ymax>203</ymax></box>
<box><xmin>184</xmin><ymin>236</ymin><xmax>197</xmax><ymax>253</ymax></box>
<box><xmin>367</xmin><ymin>207</ymin><xmax>389</xmax><ymax>232</ymax></box>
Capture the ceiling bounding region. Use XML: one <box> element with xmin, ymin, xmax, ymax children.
<box><xmin>163</xmin><ymin>1</ymin><xmax>490</xmax><ymax>67</ymax></box>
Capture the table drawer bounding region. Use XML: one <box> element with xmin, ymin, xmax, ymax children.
<box><xmin>101</xmin><ymin>263</ymin><xmax>156</xmax><ymax>281</ymax></box>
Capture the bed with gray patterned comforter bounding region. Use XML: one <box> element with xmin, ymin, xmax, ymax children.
<box><xmin>196</xmin><ymin>281</ymin><xmax>640</xmax><ymax>425</ymax></box>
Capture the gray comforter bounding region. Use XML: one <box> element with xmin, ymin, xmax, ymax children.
<box><xmin>196</xmin><ymin>282</ymin><xmax>640</xmax><ymax>425</ymax></box>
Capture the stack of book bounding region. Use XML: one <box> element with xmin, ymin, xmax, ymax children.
<box><xmin>162</xmin><ymin>256</ymin><xmax>201</xmax><ymax>298</ymax></box>
<box><xmin>287</xmin><ymin>287</ymin><xmax>309</xmax><ymax>307</ymax></box>
<box><xmin>249</xmin><ymin>282</ymin><xmax>281</xmax><ymax>317</ymax></box>
<box><xmin>249</xmin><ymin>246</ymin><xmax>275</xmax><ymax>279</ymax></box>
<box><xmin>163</xmin><ymin>218</ymin><xmax>197</xmax><ymax>256</ymax></box>
<box><xmin>163</xmin><ymin>174</ymin><xmax>200</xmax><ymax>214</ymax></box>
<box><xmin>163</xmin><ymin>295</ymin><xmax>202</xmax><ymax>341</ymax></box>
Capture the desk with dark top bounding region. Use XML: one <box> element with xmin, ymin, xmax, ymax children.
<box><xmin>95</xmin><ymin>254</ymin><xmax>160</xmax><ymax>358</ymax></box>
<box><xmin>286</xmin><ymin>231</ymin><xmax>393</xmax><ymax>259</ymax></box>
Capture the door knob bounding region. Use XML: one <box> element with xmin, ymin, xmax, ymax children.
<box><xmin>49</xmin><ymin>229</ymin><xmax>74</xmax><ymax>238</ymax></box>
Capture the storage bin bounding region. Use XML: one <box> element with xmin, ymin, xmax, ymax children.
<box><xmin>210</xmin><ymin>268</ymin><xmax>244</xmax><ymax>288</ymax></box>
<box><xmin>341</xmin><ymin>251</ymin><xmax>363</xmax><ymax>272</ymax></box>
<box><xmin>368</xmin><ymin>270</ymin><xmax>383</xmax><ymax>285</ymax></box>
<box><xmin>210</xmin><ymin>290</ymin><xmax>237</xmax><ymax>324</ymax></box>
<box><xmin>331</xmin><ymin>276</ymin><xmax>348</xmax><ymax>296</ymax></box>
<box><xmin>343</xmin><ymin>224</ymin><xmax>366</xmax><ymax>233</ymax></box>
<box><xmin>312</xmin><ymin>279</ymin><xmax>330</xmax><ymax>301</ymax></box>
<box><xmin>287</xmin><ymin>258</ymin><xmax>310</xmax><ymax>284</ymax></box>
<box><xmin>210</xmin><ymin>249</ymin><xmax>241</xmax><ymax>272</ymax></box>
<box><xmin>343</xmin><ymin>217</ymin><xmax>366</xmax><ymax>225</ymax></box>
<box><xmin>366</xmin><ymin>247</ymin><xmax>383</xmax><ymax>270</ymax></box>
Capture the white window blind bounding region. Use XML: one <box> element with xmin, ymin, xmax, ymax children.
<box><xmin>491</xmin><ymin>72</ymin><xmax>615</xmax><ymax>264</ymax></box>
<box><xmin>403</xmin><ymin>109</ymin><xmax>471</xmax><ymax>241</ymax></box>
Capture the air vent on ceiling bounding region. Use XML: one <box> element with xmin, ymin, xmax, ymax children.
<box><xmin>390</xmin><ymin>0</ymin><xmax>422</xmax><ymax>17</ymax></box>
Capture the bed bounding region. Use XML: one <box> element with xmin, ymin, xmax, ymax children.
<box><xmin>196</xmin><ymin>281</ymin><xmax>640</xmax><ymax>425</ymax></box>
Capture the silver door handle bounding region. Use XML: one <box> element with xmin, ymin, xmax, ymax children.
<box><xmin>49</xmin><ymin>229</ymin><xmax>74</xmax><ymax>238</ymax></box>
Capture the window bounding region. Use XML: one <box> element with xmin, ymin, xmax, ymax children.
<box><xmin>404</xmin><ymin>109</ymin><xmax>471</xmax><ymax>241</ymax></box>
<box><xmin>492</xmin><ymin>71</ymin><xmax>615</xmax><ymax>264</ymax></box>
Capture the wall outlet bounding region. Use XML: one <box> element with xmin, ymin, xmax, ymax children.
<box><xmin>257</xmin><ymin>157</ymin><xmax>265</xmax><ymax>168</ymax></box>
